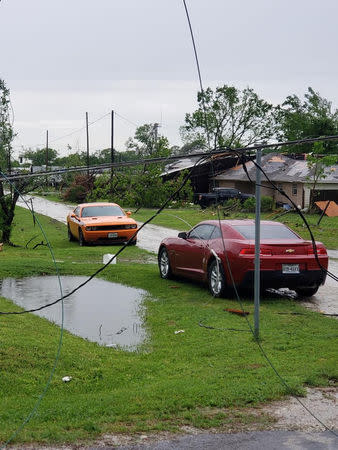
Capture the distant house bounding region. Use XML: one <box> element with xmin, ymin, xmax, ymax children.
<box><xmin>213</xmin><ymin>153</ymin><xmax>338</xmax><ymax>208</ymax></box>
<box><xmin>162</xmin><ymin>152</ymin><xmax>240</xmax><ymax>193</ymax></box>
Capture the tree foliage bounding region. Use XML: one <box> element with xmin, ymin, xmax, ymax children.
<box><xmin>306</xmin><ymin>142</ymin><xmax>337</xmax><ymax>206</ymax></box>
<box><xmin>181</xmin><ymin>85</ymin><xmax>279</xmax><ymax>150</ymax></box>
<box><xmin>279</xmin><ymin>87</ymin><xmax>338</xmax><ymax>153</ymax></box>
<box><xmin>0</xmin><ymin>79</ymin><xmax>36</xmax><ymax>244</ymax></box>
<box><xmin>22</xmin><ymin>147</ymin><xmax>58</xmax><ymax>166</ymax></box>
<box><xmin>126</xmin><ymin>123</ymin><xmax>169</xmax><ymax>157</ymax></box>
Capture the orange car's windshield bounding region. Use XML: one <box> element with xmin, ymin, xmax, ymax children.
<box><xmin>81</xmin><ymin>205</ymin><xmax>124</xmax><ymax>217</ymax></box>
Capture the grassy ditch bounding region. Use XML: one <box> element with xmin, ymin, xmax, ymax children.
<box><xmin>0</xmin><ymin>207</ymin><xmax>337</xmax><ymax>445</ymax></box>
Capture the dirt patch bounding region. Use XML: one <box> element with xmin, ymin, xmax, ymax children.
<box><xmin>262</xmin><ymin>386</ymin><xmax>338</xmax><ymax>431</ymax></box>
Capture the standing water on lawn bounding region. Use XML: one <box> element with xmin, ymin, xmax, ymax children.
<box><xmin>0</xmin><ymin>276</ymin><xmax>147</xmax><ymax>350</ymax></box>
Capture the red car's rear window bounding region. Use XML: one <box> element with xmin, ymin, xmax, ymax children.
<box><xmin>233</xmin><ymin>224</ymin><xmax>300</xmax><ymax>240</ymax></box>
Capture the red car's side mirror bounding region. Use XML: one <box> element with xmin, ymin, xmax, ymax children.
<box><xmin>178</xmin><ymin>232</ymin><xmax>187</xmax><ymax>239</ymax></box>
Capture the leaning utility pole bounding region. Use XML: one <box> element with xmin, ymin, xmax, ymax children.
<box><xmin>154</xmin><ymin>122</ymin><xmax>159</xmax><ymax>151</ymax></box>
<box><xmin>86</xmin><ymin>112</ymin><xmax>89</xmax><ymax>177</ymax></box>
<box><xmin>110</xmin><ymin>110</ymin><xmax>114</xmax><ymax>188</ymax></box>
<box><xmin>45</xmin><ymin>129</ymin><xmax>49</xmax><ymax>186</ymax></box>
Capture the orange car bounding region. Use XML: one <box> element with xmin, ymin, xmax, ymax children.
<box><xmin>67</xmin><ymin>202</ymin><xmax>138</xmax><ymax>246</ymax></box>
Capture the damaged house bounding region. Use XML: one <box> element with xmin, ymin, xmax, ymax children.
<box><xmin>213</xmin><ymin>153</ymin><xmax>338</xmax><ymax>208</ymax></box>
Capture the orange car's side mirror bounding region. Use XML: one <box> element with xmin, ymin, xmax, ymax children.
<box><xmin>71</xmin><ymin>213</ymin><xmax>76</xmax><ymax>218</ymax></box>
<box><xmin>126</xmin><ymin>211</ymin><xmax>132</xmax><ymax>216</ymax></box>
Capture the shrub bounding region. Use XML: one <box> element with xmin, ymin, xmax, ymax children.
<box><xmin>242</xmin><ymin>197</ymin><xmax>256</xmax><ymax>212</ymax></box>
<box><xmin>261</xmin><ymin>196</ymin><xmax>274</xmax><ymax>212</ymax></box>
<box><xmin>242</xmin><ymin>196</ymin><xmax>274</xmax><ymax>212</ymax></box>
<box><xmin>63</xmin><ymin>174</ymin><xmax>94</xmax><ymax>203</ymax></box>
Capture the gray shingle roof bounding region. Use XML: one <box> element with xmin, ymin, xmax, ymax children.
<box><xmin>214</xmin><ymin>153</ymin><xmax>338</xmax><ymax>184</ymax></box>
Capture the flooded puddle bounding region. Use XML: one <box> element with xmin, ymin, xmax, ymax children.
<box><xmin>0</xmin><ymin>276</ymin><xmax>147</xmax><ymax>350</ymax></box>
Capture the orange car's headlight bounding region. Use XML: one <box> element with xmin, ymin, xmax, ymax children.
<box><xmin>125</xmin><ymin>224</ymin><xmax>137</xmax><ymax>229</ymax></box>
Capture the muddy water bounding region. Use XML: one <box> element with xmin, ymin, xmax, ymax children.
<box><xmin>0</xmin><ymin>276</ymin><xmax>147</xmax><ymax>349</ymax></box>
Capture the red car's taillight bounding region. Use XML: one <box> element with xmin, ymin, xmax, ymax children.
<box><xmin>239</xmin><ymin>248</ymin><xmax>272</xmax><ymax>256</ymax></box>
<box><xmin>307</xmin><ymin>247</ymin><xmax>327</xmax><ymax>255</ymax></box>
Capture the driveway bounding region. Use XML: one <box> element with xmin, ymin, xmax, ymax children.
<box><xmin>17</xmin><ymin>195</ymin><xmax>338</xmax><ymax>314</ymax></box>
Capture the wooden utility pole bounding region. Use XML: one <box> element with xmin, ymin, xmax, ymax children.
<box><xmin>86</xmin><ymin>112</ymin><xmax>89</xmax><ymax>177</ymax></box>
<box><xmin>110</xmin><ymin>110</ymin><xmax>114</xmax><ymax>188</ymax></box>
<box><xmin>45</xmin><ymin>129</ymin><xmax>49</xmax><ymax>186</ymax></box>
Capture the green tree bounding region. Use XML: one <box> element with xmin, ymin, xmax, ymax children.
<box><xmin>126</xmin><ymin>123</ymin><xmax>170</xmax><ymax>157</ymax></box>
<box><xmin>0</xmin><ymin>79</ymin><xmax>36</xmax><ymax>244</ymax></box>
<box><xmin>306</xmin><ymin>142</ymin><xmax>337</xmax><ymax>206</ymax></box>
<box><xmin>279</xmin><ymin>87</ymin><xmax>338</xmax><ymax>153</ymax></box>
<box><xmin>22</xmin><ymin>147</ymin><xmax>58</xmax><ymax>166</ymax></box>
<box><xmin>181</xmin><ymin>85</ymin><xmax>279</xmax><ymax>150</ymax></box>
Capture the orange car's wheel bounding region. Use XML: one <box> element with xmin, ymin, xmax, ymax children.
<box><xmin>78</xmin><ymin>229</ymin><xmax>86</xmax><ymax>246</ymax></box>
<box><xmin>67</xmin><ymin>225</ymin><xmax>75</xmax><ymax>242</ymax></box>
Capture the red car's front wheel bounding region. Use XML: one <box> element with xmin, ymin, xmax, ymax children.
<box><xmin>158</xmin><ymin>247</ymin><xmax>172</xmax><ymax>279</ymax></box>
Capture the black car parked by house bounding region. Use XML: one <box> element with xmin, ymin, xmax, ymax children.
<box><xmin>193</xmin><ymin>188</ymin><xmax>254</xmax><ymax>208</ymax></box>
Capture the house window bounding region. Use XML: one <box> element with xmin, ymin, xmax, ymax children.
<box><xmin>292</xmin><ymin>183</ymin><xmax>297</xmax><ymax>195</ymax></box>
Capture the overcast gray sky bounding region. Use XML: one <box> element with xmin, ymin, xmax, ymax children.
<box><xmin>1</xmin><ymin>0</ymin><xmax>338</xmax><ymax>157</ymax></box>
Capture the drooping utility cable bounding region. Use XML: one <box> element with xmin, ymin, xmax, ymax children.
<box><xmin>180</xmin><ymin>2</ymin><xmax>338</xmax><ymax>434</ymax></box>
<box><xmin>207</xmin><ymin>156</ymin><xmax>338</xmax><ymax>437</ymax></box>
<box><xmin>243</xmin><ymin>152</ymin><xmax>338</xmax><ymax>283</ymax></box>
<box><xmin>182</xmin><ymin>0</ymin><xmax>211</xmax><ymax>150</ymax></box>
<box><xmin>0</xmin><ymin>155</ymin><xmax>209</xmax><ymax>316</ymax></box>
<box><xmin>0</xmin><ymin>170</ymin><xmax>65</xmax><ymax>448</ymax></box>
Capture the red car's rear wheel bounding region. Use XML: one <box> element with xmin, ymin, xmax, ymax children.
<box><xmin>208</xmin><ymin>259</ymin><xmax>227</xmax><ymax>297</ymax></box>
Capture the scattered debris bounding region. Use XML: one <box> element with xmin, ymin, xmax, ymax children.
<box><xmin>198</xmin><ymin>321</ymin><xmax>249</xmax><ymax>333</ymax></box>
<box><xmin>62</xmin><ymin>376</ymin><xmax>72</xmax><ymax>383</ymax></box>
<box><xmin>0</xmin><ymin>243</ymin><xmax>3</xmax><ymax>251</ymax></box>
<box><xmin>32</xmin><ymin>241</ymin><xmax>47</xmax><ymax>249</ymax></box>
<box><xmin>224</xmin><ymin>308</ymin><xmax>249</xmax><ymax>317</ymax></box>
<box><xmin>116</xmin><ymin>326</ymin><xmax>127</xmax><ymax>335</ymax></box>
<box><xmin>315</xmin><ymin>200</ymin><xmax>338</xmax><ymax>218</ymax></box>
<box><xmin>174</xmin><ymin>330</ymin><xmax>185</xmax><ymax>334</ymax></box>
<box><xmin>169</xmin><ymin>285</ymin><xmax>180</xmax><ymax>289</ymax></box>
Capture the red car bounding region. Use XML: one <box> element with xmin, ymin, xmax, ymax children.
<box><xmin>158</xmin><ymin>220</ymin><xmax>328</xmax><ymax>297</ymax></box>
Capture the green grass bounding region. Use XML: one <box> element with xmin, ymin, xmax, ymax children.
<box><xmin>0</xmin><ymin>207</ymin><xmax>337</xmax><ymax>445</ymax></box>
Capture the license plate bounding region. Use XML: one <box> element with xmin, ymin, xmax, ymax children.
<box><xmin>108</xmin><ymin>232</ymin><xmax>118</xmax><ymax>238</ymax></box>
<box><xmin>282</xmin><ymin>264</ymin><xmax>299</xmax><ymax>274</ymax></box>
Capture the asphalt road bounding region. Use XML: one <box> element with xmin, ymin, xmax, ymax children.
<box><xmin>97</xmin><ymin>430</ymin><xmax>338</xmax><ymax>450</ymax></box>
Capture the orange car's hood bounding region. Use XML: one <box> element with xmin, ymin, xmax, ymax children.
<box><xmin>81</xmin><ymin>216</ymin><xmax>137</xmax><ymax>226</ymax></box>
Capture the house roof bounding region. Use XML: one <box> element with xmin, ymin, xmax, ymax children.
<box><xmin>162</xmin><ymin>152</ymin><xmax>235</xmax><ymax>177</ymax></box>
<box><xmin>214</xmin><ymin>153</ymin><xmax>338</xmax><ymax>184</ymax></box>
